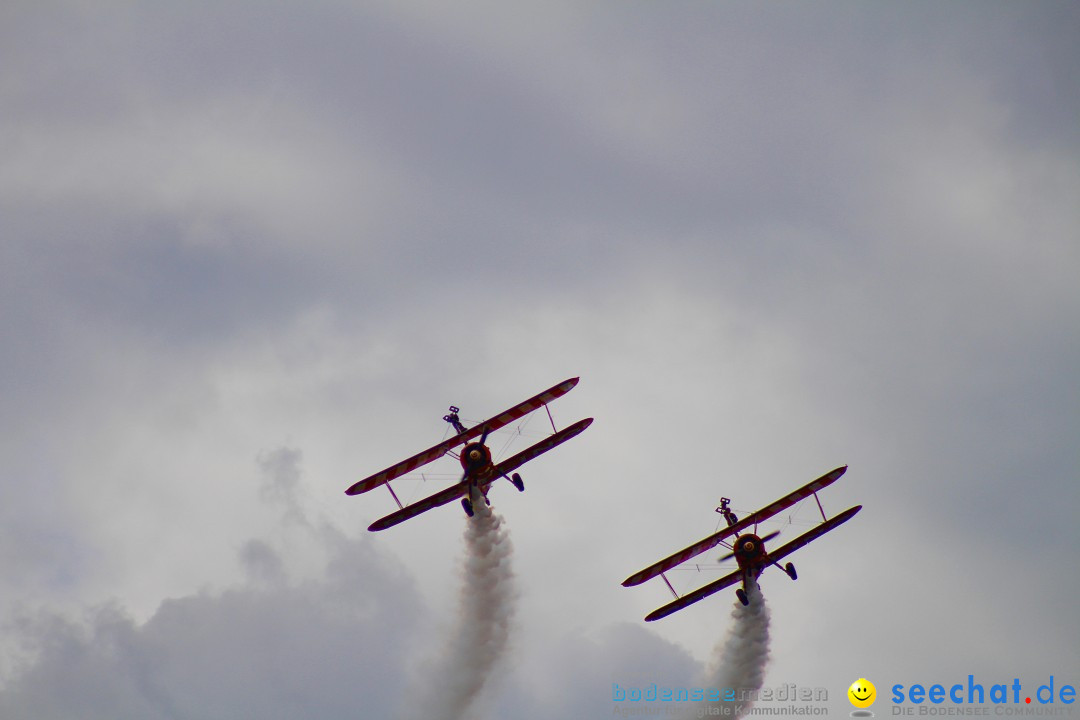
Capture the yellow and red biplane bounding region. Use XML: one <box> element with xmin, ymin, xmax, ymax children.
<box><xmin>623</xmin><ymin>466</ymin><xmax>861</xmax><ymax>621</ymax></box>
<box><xmin>346</xmin><ymin>378</ymin><xmax>592</xmax><ymax>531</ymax></box>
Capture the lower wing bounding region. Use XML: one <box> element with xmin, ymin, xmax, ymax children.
<box><xmin>367</xmin><ymin>482</ymin><xmax>468</xmax><ymax>531</ymax></box>
<box><xmin>762</xmin><ymin>504</ymin><xmax>862</xmax><ymax>566</ymax></box>
<box><xmin>487</xmin><ymin>417</ymin><xmax>593</xmax><ymax>479</ymax></box>
<box><xmin>644</xmin><ymin>568</ymin><xmax>744</xmax><ymax>622</ymax></box>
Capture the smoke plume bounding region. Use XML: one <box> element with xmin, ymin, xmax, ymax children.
<box><xmin>399</xmin><ymin>496</ymin><xmax>516</xmax><ymax>720</ymax></box>
<box><xmin>691</xmin><ymin>578</ymin><xmax>772</xmax><ymax>717</ymax></box>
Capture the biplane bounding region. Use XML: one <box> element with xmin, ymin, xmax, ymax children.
<box><xmin>623</xmin><ymin>466</ymin><xmax>861</xmax><ymax>621</ymax></box>
<box><xmin>346</xmin><ymin>378</ymin><xmax>592</xmax><ymax>531</ymax></box>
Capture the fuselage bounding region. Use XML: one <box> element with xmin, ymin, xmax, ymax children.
<box><xmin>459</xmin><ymin>441</ymin><xmax>494</xmax><ymax>483</ymax></box>
<box><xmin>733</xmin><ymin>532</ymin><xmax>769</xmax><ymax>584</ymax></box>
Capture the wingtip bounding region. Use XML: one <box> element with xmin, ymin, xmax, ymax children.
<box><xmin>345</xmin><ymin>478</ymin><xmax>375</xmax><ymax>495</ymax></box>
<box><xmin>367</xmin><ymin>514</ymin><xmax>394</xmax><ymax>531</ymax></box>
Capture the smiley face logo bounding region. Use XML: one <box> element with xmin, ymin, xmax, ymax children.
<box><xmin>848</xmin><ymin>678</ymin><xmax>876</xmax><ymax>708</ymax></box>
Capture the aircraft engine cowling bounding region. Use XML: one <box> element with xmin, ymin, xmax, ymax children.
<box><xmin>733</xmin><ymin>533</ymin><xmax>766</xmax><ymax>564</ymax></box>
<box><xmin>460</xmin><ymin>442</ymin><xmax>492</xmax><ymax>474</ymax></box>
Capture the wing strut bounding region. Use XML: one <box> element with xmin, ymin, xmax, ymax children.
<box><xmin>385</xmin><ymin>482</ymin><xmax>404</xmax><ymax>510</ymax></box>
<box><xmin>813</xmin><ymin>491</ymin><xmax>827</xmax><ymax>521</ymax></box>
<box><xmin>660</xmin><ymin>572</ymin><xmax>679</xmax><ymax>599</ymax></box>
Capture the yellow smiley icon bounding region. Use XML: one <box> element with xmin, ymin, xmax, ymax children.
<box><xmin>848</xmin><ymin>678</ymin><xmax>876</xmax><ymax>708</ymax></box>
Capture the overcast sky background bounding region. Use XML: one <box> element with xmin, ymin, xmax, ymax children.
<box><xmin>1</xmin><ymin>2</ymin><xmax>1078</xmax><ymax>718</ymax></box>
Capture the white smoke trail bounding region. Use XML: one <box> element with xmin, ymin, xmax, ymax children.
<box><xmin>398</xmin><ymin>495</ymin><xmax>516</xmax><ymax>720</ymax></box>
<box><xmin>687</xmin><ymin>579</ymin><xmax>771</xmax><ymax>718</ymax></box>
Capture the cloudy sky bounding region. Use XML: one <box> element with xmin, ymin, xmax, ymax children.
<box><xmin>2</xmin><ymin>1</ymin><xmax>1078</xmax><ymax>717</ymax></box>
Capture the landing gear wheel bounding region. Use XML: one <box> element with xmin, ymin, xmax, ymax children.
<box><xmin>785</xmin><ymin>562</ymin><xmax>797</xmax><ymax>580</ymax></box>
<box><xmin>511</xmin><ymin>473</ymin><xmax>525</xmax><ymax>492</ymax></box>
<box><xmin>462</xmin><ymin>498</ymin><xmax>474</xmax><ymax>517</ymax></box>
<box><xmin>736</xmin><ymin>588</ymin><xmax>749</xmax><ymax>606</ymax></box>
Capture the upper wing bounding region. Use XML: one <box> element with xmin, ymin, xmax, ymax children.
<box><xmin>762</xmin><ymin>504</ymin><xmax>862</xmax><ymax>566</ymax></box>
<box><xmin>485</xmin><ymin>418</ymin><xmax>593</xmax><ymax>482</ymax></box>
<box><xmin>346</xmin><ymin>377</ymin><xmax>581</xmax><ymax>496</ymax></box>
<box><xmin>367</xmin><ymin>482</ymin><xmax>469</xmax><ymax>531</ymax></box>
<box><xmin>643</xmin><ymin>568</ymin><xmax>744</xmax><ymax>622</ymax></box>
<box><xmin>622</xmin><ymin>465</ymin><xmax>848</xmax><ymax>587</ymax></box>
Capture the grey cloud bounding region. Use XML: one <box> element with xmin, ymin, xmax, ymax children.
<box><xmin>257</xmin><ymin>446</ymin><xmax>305</xmax><ymax>524</ymax></box>
<box><xmin>494</xmin><ymin>622</ymin><xmax>700</xmax><ymax>719</ymax></box>
<box><xmin>0</xmin><ymin>528</ymin><xmax>420</xmax><ymax>720</ymax></box>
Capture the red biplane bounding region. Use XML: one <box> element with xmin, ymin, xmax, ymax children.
<box><xmin>346</xmin><ymin>378</ymin><xmax>592</xmax><ymax>531</ymax></box>
<box><xmin>623</xmin><ymin>466</ymin><xmax>861</xmax><ymax>621</ymax></box>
